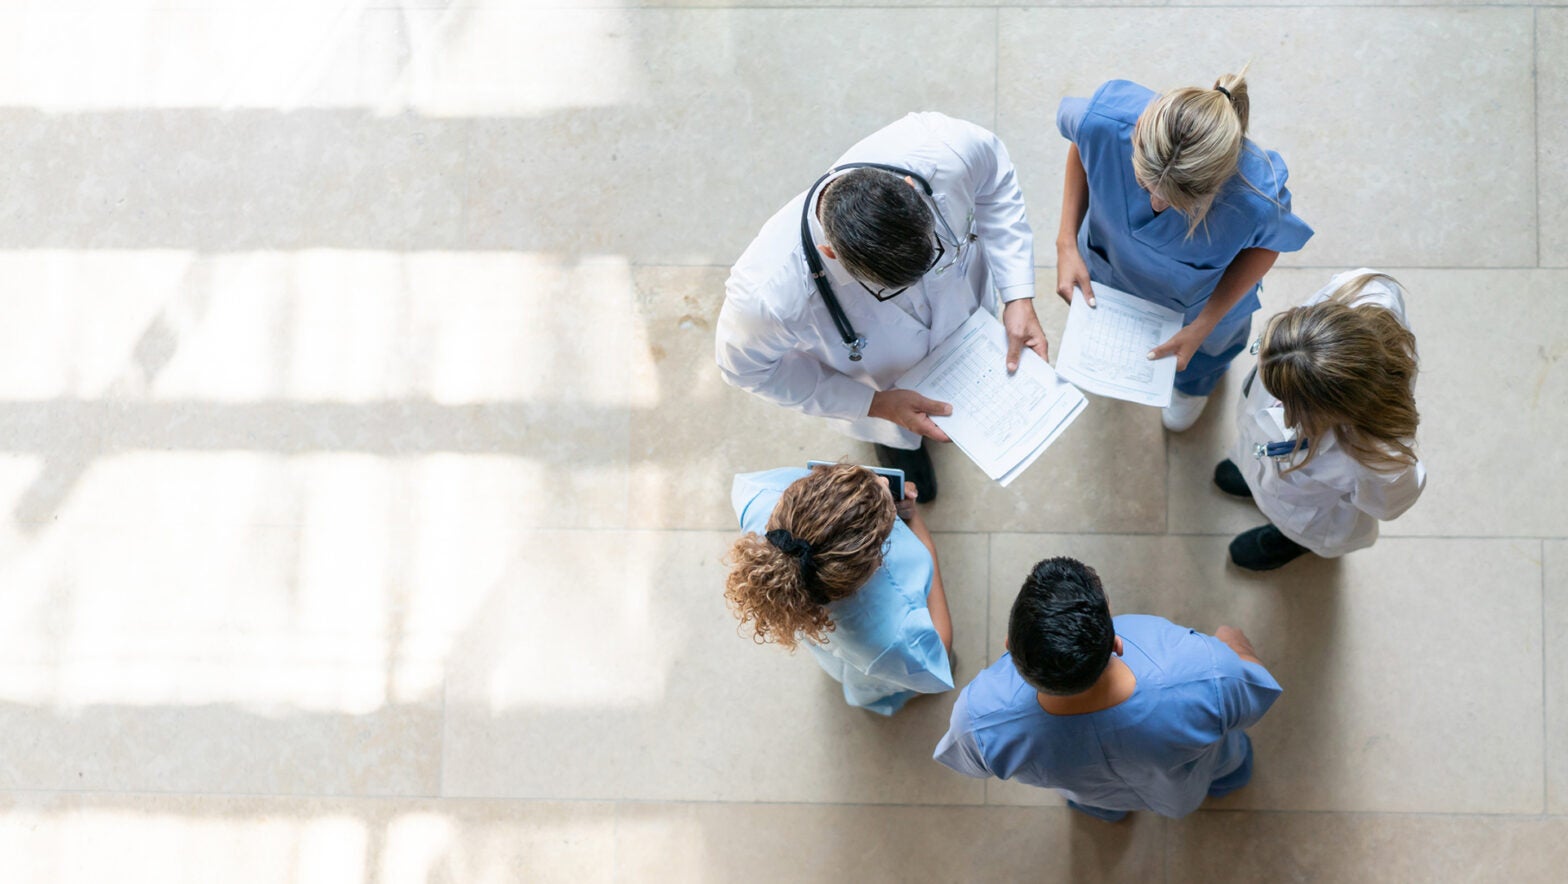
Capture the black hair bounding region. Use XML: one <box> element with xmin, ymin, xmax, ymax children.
<box><xmin>819</xmin><ymin>169</ymin><xmax>936</xmax><ymax>291</ymax></box>
<box><xmin>1007</xmin><ymin>557</ymin><xmax>1115</xmax><ymax>696</ymax></box>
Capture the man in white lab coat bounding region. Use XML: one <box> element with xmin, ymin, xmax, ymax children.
<box><xmin>715</xmin><ymin>113</ymin><xmax>1048</xmax><ymax>501</ymax></box>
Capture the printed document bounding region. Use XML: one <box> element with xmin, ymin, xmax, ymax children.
<box><xmin>1056</xmin><ymin>285</ymin><xmax>1183</xmax><ymax>407</ymax></box>
<box><xmin>897</xmin><ymin>309</ymin><xmax>1087</xmax><ymax>486</ymax></box>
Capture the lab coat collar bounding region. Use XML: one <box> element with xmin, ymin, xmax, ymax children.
<box><xmin>806</xmin><ymin>172</ymin><xmax>858</xmax><ymax>290</ymax></box>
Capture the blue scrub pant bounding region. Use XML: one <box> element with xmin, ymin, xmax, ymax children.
<box><xmin>1174</xmin><ymin>317</ymin><xmax>1251</xmax><ymax>398</ymax></box>
<box><xmin>1207</xmin><ymin>734</ymin><xmax>1255</xmax><ymax>798</ymax></box>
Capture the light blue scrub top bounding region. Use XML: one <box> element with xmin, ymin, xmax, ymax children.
<box><xmin>1057</xmin><ymin>80</ymin><xmax>1314</xmax><ymax>340</ymax></box>
<box><xmin>933</xmin><ymin>614</ymin><xmax>1282</xmax><ymax>817</ymax></box>
<box><xmin>732</xmin><ymin>468</ymin><xmax>954</xmax><ymax>716</ymax></box>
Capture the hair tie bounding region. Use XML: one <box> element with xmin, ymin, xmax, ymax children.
<box><xmin>1215</xmin><ymin>85</ymin><xmax>1233</xmax><ymax>101</ymax></box>
<box><xmin>766</xmin><ymin>528</ymin><xmax>828</xmax><ymax>605</ymax></box>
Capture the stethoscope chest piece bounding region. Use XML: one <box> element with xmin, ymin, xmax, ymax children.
<box><xmin>1254</xmin><ymin>438</ymin><xmax>1309</xmax><ymax>460</ymax></box>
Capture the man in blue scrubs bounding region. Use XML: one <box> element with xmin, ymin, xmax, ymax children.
<box><xmin>933</xmin><ymin>557</ymin><xmax>1281</xmax><ymax>819</ymax></box>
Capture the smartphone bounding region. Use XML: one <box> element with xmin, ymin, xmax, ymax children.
<box><xmin>805</xmin><ymin>460</ymin><xmax>905</xmax><ymax>501</ymax></box>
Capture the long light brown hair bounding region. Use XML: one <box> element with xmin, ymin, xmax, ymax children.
<box><xmin>1258</xmin><ymin>272</ymin><xmax>1420</xmax><ymax>473</ymax></box>
<box><xmin>724</xmin><ymin>464</ymin><xmax>896</xmax><ymax>650</ymax></box>
<box><xmin>1132</xmin><ymin>67</ymin><xmax>1253</xmax><ymax>236</ymax></box>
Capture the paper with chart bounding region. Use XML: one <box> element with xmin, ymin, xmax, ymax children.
<box><xmin>1056</xmin><ymin>284</ymin><xmax>1183</xmax><ymax>407</ymax></box>
<box><xmin>897</xmin><ymin>309</ymin><xmax>1087</xmax><ymax>486</ymax></box>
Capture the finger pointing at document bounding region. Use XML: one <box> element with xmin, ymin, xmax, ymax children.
<box><xmin>870</xmin><ymin>388</ymin><xmax>953</xmax><ymax>442</ymax></box>
<box><xmin>1002</xmin><ymin>298</ymin><xmax>1051</xmax><ymax>373</ymax></box>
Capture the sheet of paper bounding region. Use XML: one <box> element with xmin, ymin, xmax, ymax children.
<box><xmin>897</xmin><ymin>309</ymin><xmax>1087</xmax><ymax>486</ymax></box>
<box><xmin>1055</xmin><ymin>284</ymin><xmax>1183</xmax><ymax>407</ymax></box>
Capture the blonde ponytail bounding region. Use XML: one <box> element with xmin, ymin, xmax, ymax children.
<box><xmin>1213</xmin><ymin>69</ymin><xmax>1250</xmax><ymax>133</ymax></box>
<box><xmin>1132</xmin><ymin>66</ymin><xmax>1252</xmax><ymax>235</ymax></box>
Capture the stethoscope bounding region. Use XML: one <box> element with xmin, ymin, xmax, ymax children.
<box><xmin>1246</xmin><ymin>333</ymin><xmax>1311</xmax><ymax>461</ymax></box>
<box><xmin>799</xmin><ymin>163</ymin><xmax>973</xmax><ymax>362</ymax></box>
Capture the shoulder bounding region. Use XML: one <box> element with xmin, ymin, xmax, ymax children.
<box><xmin>1344</xmin><ymin>268</ymin><xmax>1410</xmax><ymax>314</ymax></box>
<box><xmin>1116</xmin><ymin>614</ymin><xmax>1226</xmax><ymax>680</ymax></box>
<box><xmin>1113</xmin><ymin>612</ymin><xmax>1185</xmax><ymax>641</ymax></box>
<box><xmin>904</xmin><ymin>111</ymin><xmax>997</xmax><ymax>146</ymax></box>
<box><xmin>730</xmin><ymin>468</ymin><xmax>808</xmax><ymax>529</ymax></box>
<box><xmin>1307</xmin><ymin>268</ymin><xmax>1412</xmax><ymax>327</ymax></box>
<box><xmin>1093</xmin><ymin>80</ymin><xmax>1157</xmax><ymax>114</ymax></box>
<box><xmin>1088</xmin><ymin>80</ymin><xmax>1157</xmax><ymax>123</ymax></box>
<box><xmin>960</xmin><ymin>653</ymin><xmax>1037</xmax><ymax>724</ymax></box>
<box><xmin>846</xmin><ymin>112</ymin><xmax>1003</xmax><ymax>184</ymax></box>
<box><xmin>1232</xmin><ymin>141</ymin><xmax>1294</xmax><ymax>203</ymax></box>
<box><xmin>727</xmin><ymin>194</ymin><xmax>816</xmax><ymax>324</ymax></box>
<box><xmin>1063</xmin><ymin>80</ymin><xmax>1151</xmax><ymax>150</ymax></box>
<box><xmin>833</xmin><ymin>531</ymin><xmax>935</xmax><ymax>648</ymax></box>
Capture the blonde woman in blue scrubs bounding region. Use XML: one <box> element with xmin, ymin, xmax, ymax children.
<box><xmin>1054</xmin><ymin>70</ymin><xmax>1314</xmax><ymax>431</ymax></box>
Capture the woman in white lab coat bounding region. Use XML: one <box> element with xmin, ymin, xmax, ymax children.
<box><xmin>1214</xmin><ymin>269</ymin><xmax>1426</xmax><ymax>570</ymax></box>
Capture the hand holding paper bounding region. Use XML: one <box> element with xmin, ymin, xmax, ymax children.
<box><xmin>897</xmin><ymin>309</ymin><xmax>1087</xmax><ymax>486</ymax></box>
<box><xmin>1055</xmin><ymin>283</ymin><xmax>1183</xmax><ymax>407</ymax></box>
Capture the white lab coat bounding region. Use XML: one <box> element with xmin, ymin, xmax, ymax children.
<box><xmin>715</xmin><ymin>113</ymin><xmax>1036</xmax><ymax>448</ymax></box>
<box><xmin>1234</xmin><ymin>269</ymin><xmax>1426</xmax><ymax>557</ymax></box>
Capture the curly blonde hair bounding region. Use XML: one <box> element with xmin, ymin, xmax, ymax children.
<box><xmin>724</xmin><ymin>464</ymin><xmax>896</xmax><ymax>650</ymax></box>
<box><xmin>1259</xmin><ymin>272</ymin><xmax>1420</xmax><ymax>473</ymax></box>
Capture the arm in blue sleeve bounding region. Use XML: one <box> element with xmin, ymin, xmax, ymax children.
<box><xmin>1207</xmin><ymin>634</ymin><xmax>1284</xmax><ymax>731</ymax></box>
<box><xmin>932</xmin><ymin>690</ymin><xmax>992</xmax><ymax>778</ymax></box>
<box><xmin>865</xmin><ymin>605</ymin><xmax>954</xmax><ymax>695</ymax></box>
<box><xmin>1245</xmin><ymin>149</ymin><xmax>1314</xmax><ymax>254</ymax></box>
<box><xmin>1056</xmin><ymin>96</ymin><xmax>1089</xmax><ymax>143</ymax></box>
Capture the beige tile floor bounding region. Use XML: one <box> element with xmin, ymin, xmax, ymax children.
<box><xmin>0</xmin><ymin>1</ymin><xmax>1562</xmax><ymax>882</ymax></box>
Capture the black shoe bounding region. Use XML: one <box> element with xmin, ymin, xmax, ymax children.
<box><xmin>1229</xmin><ymin>524</ymin><xmax>1310</xmax><ymax>571</ymax></box>
<box><xmin>1213</xmin><ymin>459</ymin><xmax>1252</xmax><ymax>499</ymax></box>
<box><xmin>874</xmin><ymin>441</ymin><xmax>937</xmax><ymax>503</ymax></box>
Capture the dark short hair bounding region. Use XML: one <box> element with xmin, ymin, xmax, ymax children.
<box><xmin>819</xmin><ymin>169</ymin><xmax>935</xmax><ymax>291</ymax></box>
<box><xmin>1008</xmin><ymin>557</ymin><xmax>1115</xmax><ymax>696</ymax></box>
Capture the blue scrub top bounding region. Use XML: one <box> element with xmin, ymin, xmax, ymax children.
<box><xmin>1057</xmin><ymin>80</ymin><xmax>1313</xmax><ymax>334</ymax></box>
<box><xmin>732</xmin><ymin>468</ymin><xmax>954</xmax><ymax>716</ymax></box>
<box><xmin>933</xmin><ymin>614</ymin><xmax>1282</xmax><ymax>817</ymax></box>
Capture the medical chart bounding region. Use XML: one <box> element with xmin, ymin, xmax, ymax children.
<box><xmin>1055</xmin><ymin>285</ymin><xmax>1183</xmax><ymax>407</ymax></box>
<box><xmin>897</xmin><ymin>309</ymin><xmax>1087</xmax><ymax>486</ymax></box>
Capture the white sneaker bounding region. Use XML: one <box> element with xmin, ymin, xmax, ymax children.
<box><xmin>1161</xmin><ymin>391</ymin><xmax>1209</xmax><ymax>432</ymax></box>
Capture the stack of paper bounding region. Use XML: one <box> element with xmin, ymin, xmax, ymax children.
<box><xmin>897</xmin><ymin>309</ymin><xmax>1087</xmax><ymax>486</ymax></box>
<box><xmin>1055</xmin><ymin>284</ymin><xmax>1183</xmax><ymax>407</ymax></box>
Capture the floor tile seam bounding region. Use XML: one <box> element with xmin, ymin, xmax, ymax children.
<box><xmin>1536</xmin><ymin>6</ymin><xmax>1543</xmax><ymax>270</ymax></box>
<box><xmin>984</xmin><ymin>530</ymin><xmax>995</xmax><ymax>808</ymax></box>
<box><xmin>0</xmin><ymin>787</ymin><xmax>454</xmax><ymax>802</ymax></box>
<box><xmin>980</xmin><ymin>531</ymin><xmax>1568</xmax><ymax>540</ymax></box>
<box><xmin>439</xmin><ymin>665</ymin><xmax>449</xmax><ymax>801</ymax></box>
<box><xmin>506</xmin><ymin>528</ymin><xmax>1568</xmax><ymax>541</ymax></box>
<box><xmin>1161</xmin><ymin>814</ymin><xmax>1171</xmax><ymax>884</ymax></box>
<box><xmin>1158</xmin><ymin>532</ymin><xmax>1568</xmax><ymax>541</ymax></box>
<box><xmin>65</xmin><ymin>525</ymin><xmax>1558</xmax><ymax>540</ymax></box>
<box><xmin>3</xmin><ymin>789</ymin><xmax>1566</xmax><ymax>820</ymax></box>
<box><xmin>992</xmin><ymin>6</ymin><xmax>1001</xmax><ymax>136</ymax></box>
<box><xmin>1543</xmin><ymin>536</ymin><xmax>1550</xmax><ymax>812</ymax></box>
<box><xmin>633</xmin><ymin>263</ymin><xmax>1567</xmax><ymax>270</ymax></box>
<box><xmin>612</xmin><ymin>800</ymin><xmax>622</xmax><ymax>883</ymax></box>
<box><xmin>545</xmin><ymin>3</ymin><xmax>1565</xmax><ymax>9</ymax></box>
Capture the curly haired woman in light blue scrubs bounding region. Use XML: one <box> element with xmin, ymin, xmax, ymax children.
<box><xmin>1053</xmin><ymin>69</ymin><xmax>1314</xmax><ymax>431</ymax></box>
<box><xmin>726</xmin><ymin>463</ymin><xmax>954</xmax><ymax>716</ymax></box>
